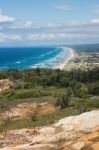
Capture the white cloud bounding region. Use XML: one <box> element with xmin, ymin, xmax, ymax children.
<box><xmin>92</xmin><ymin>4</ymin><xmax>99</xmax><ymax>13</ymax></box>
<box><xmin>47</xmin><ymin>23</ymin><xmax>61</xmax><ymax>28</ymax></box>
<box><xmin>0</xmin><ymin>33</ymin><xmax>22</xmax><ymax>43</ymax></box>
<box><xmin>29</xmin><ymin>33</ymin><xmax>56</xmax><ymax>41</ymax></box>
<box><xmin>0</xmin><ymin>9</ymin><xmax>15</xmax><ymax>23</ymax></box>
<box><xmin>0</xmin><ymin>33</ymin><xmax>7</xmax><ymax>42</ymax></box>
<box><xmin>91</xmin><ymin>18</ymin><xmax>99</xmax><ymax>24</ymax></box>
<box><xmin>9</xmin><ymin>34</ymin><xmax>22</xmax><ymax>41</ymax></box>
<box><xmin>8</xmin><ymin>20</ymin><xmax>33</xmax><ymax>30</ymax></box>
<box><xmin>28</xmin><ymin>33</ymin><xmax>89</xmax><ymax>42</ymax></box>
<box><xmin>0</xmin><ymin>14</ymin><xmax>15</xmax><ymax>23</ymax></box>
<box><xmin>56</xmin><ymin>4</ymin><xmax>71</xmax><ymax>11</ymax></box>
<box><xmin>24</xmin><ymin>21</ymin><xmax>33</xmax><ymax>28</ymax></box>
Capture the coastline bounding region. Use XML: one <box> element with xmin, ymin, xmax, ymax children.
<box><xmin>55</xmin><ymin>47</ymin><xmax>75</xmax><ymax>70</ymax></box>
<box><xmin>0</xmin><ymin>47</ymin><xmax>75</xmax><ymax>71</ymax></box>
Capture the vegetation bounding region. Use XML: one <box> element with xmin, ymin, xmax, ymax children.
<box><xmin>0</xmin><ymin>67</ymin><xmax>99</xmax><ymax>132</ymax></box>
<box><xmin>56</xmin><ymin>93</ymin><xmax>70</xmax><ymax>109</ymax></box>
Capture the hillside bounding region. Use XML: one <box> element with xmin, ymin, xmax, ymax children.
<box><xmin>0</xmin><ymin>68</ymin><xmax>99</xmax><ymax>149</ymax></box>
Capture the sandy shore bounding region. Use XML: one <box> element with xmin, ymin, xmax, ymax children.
<box><xmin>55</xmin><ymin>47</ymin><xmax>75</xmax><ymax>70</ymax></box>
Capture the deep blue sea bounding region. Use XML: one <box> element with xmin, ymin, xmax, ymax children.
<box><xmin>0</xmin><ymin>47</ymin><xmax>70</xmax><ymax>70</ymax></box>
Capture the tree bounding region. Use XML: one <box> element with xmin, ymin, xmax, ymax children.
<box><xmin>88</xmin><ymin>81</ymin><xmax>99</xmax><ymax>95</ymax></box>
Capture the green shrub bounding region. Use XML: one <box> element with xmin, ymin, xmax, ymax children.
<box><xmin>88</xmin><ymin>81</ymin><xmax>99</xmax><ymax>95</ymax></box>
<box><xmin>75</xmin><ymin>86</ymin><xmax>89</xmax><ymax>98</ymax></box>
<box><xmin>56</xmin><ymin>93</ymin><xmax>70</xmax><ymax>109</ymax></box>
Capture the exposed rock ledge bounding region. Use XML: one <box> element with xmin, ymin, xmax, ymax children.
<box><xmin>0</xmin><ymin>79</ymin><xmax>12</xmax><ymax>92</ymax></box>
<box><xmin>0</xmin><ymin>110</ymin><xmax>99</xmax><ymax>150</ymax></box>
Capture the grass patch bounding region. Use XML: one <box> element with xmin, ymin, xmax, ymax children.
<box><xmin>0</xmin><ymin>96</ymin><xmax>99</xmax><ymax>133</ymax></box>
<box><xmin>0</xmin><ymin>87</ymin><xmax>65</xmax><ymax>112</ymax></box>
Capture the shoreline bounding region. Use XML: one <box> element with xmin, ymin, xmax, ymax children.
<box><xmin>55</xmin><ymin>47</ymin><xmax>75</xmax><ymax>70</ymax></box>
<box><xmin>0</xmin><ymin>47</ymin><xmax>75</xmax><ymax>71</ymax></box>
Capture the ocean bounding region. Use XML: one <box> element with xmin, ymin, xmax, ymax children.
<box><xmin>0</xmin><ymin>47</ymin><xmax>71</xmax><ymax>70</ymax></box>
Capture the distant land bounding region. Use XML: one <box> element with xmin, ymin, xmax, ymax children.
<box><xmin>71</xmin><ymin>43</ymin><xmax>99</xmax><ymax>52</ymax></box>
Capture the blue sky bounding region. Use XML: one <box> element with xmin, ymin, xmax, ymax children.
<box><xmin>0</xmin><ymin>0</ymin><xmax>99</xmax><ymax>46</ymax></box>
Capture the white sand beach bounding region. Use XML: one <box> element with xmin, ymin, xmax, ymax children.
<box><xmin>55</xmin><ymin>47</ymin><xmax>75</xmax><ymax>70</ymax></box>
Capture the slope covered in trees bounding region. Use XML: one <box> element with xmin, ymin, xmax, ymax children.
<box><xmin>0</xmin><ymin>68</ymin><xmax>99</xmax><ymax>131</ymax></box>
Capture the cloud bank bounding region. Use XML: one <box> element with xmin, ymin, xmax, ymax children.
<box><xmin>0</xmin><ymin>9</ymin><xmax>99</xmax><ymax>45</ymax></box>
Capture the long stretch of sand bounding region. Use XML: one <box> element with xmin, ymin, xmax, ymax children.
<box><xmin>55</xmin><ymin>47</ymin><xmax>75</xmax><ymax>70</ymax></box>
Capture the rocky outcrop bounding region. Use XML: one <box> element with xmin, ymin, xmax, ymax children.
<box><xmin>0</xmin><ymin>110</ymin><xmax>99</xmax><ymax>150</ymax></box>
<box><xmin>0</xmin><ymin>79</ymin><xmax>12</xmax><ymax>92</ymax></box>
<box><xmin>0</xmin><ymin>102</ymin><xmax>56</xmax><ymax>124</ymax></box>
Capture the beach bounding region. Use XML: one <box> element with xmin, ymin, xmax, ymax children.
<box><xmin>55</xmin><ymin>47</ymin><xmax>75</xmax><ymax>70</ymax></box>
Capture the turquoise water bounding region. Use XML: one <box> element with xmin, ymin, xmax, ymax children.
<box><xmin>0</xmin><ymin>47</ymin><xmax>70</xmax><ymax>70</ymax></box>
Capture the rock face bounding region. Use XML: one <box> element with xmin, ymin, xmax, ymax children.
<box><xmin>0</xmin><ymin>79</ymin><xmax>12</xmax><ymax>92</ymax></box>
<box><xmin>0</xmin><ymin>110</ymin><xmax>99</xmax><ymax>150</ymax></box>
<box><xmin>0</xmin><ymin>102</ymin><xmax>56</xmax><ymax>124</ymax></box>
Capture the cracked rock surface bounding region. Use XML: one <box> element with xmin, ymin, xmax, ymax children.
<box><xmin>0</xmin><ymin>110</ymin><xmax>99</xmax><ymax>150</ymax></box>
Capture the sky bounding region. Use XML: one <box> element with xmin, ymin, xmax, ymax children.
<box><xmin>0</xmin><ymin>0</ymin><xmax>99</xmax><ymax>46</ymax></box>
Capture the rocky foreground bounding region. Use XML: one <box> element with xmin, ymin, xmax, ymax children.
<box><xmin>0</xmin><ymin>110</ymin><xmax>99</xmax><ymax>150</ymax></box>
